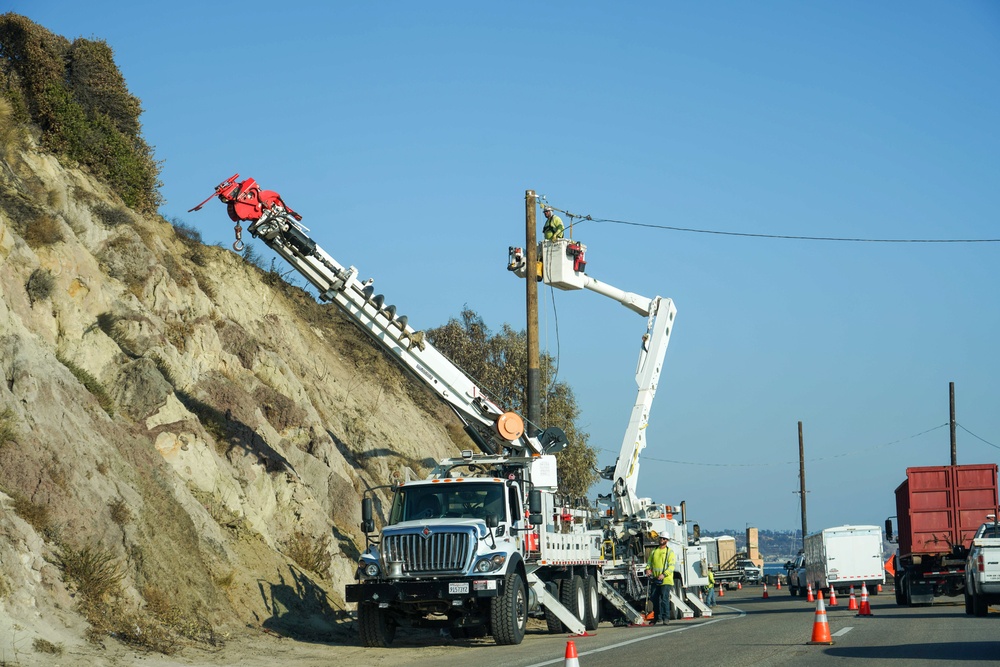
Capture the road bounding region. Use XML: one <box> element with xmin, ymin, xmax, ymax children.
<box><xmin>380</xmin><ymin>585</ymin><xmax>998</xmax><ymax>667</ymax></box>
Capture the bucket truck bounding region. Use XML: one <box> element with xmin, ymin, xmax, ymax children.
<box><xmin>190</xmin><ymin>176</ymin><xmax>677</xmax><ymax>648</ymax></box>
<box><xmin>508</xmin><ymin>236</ymin><xmax>710</xmax><ymax>620</ymax></box>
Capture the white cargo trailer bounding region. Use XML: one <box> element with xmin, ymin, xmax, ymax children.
<box><xmin>803</xmin><ymin>525</ymin><xmax>885</xmax><ymax>595</ymax></box>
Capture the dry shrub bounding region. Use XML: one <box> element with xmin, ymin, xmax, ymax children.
<box><xmin>216</xmin><ymin>320</ymin><xmax>258</xmax><ymax>369</ymax></box>
<box><xmin>26</xmin><ymin>267</ymin><xmax>55</xmax><ymax>304</ymax></box>
<box><xmin>56</xmin><ymin>352</ymin><xmax>114</xmax><ymax>415</ymax></box>
<box><xmin>254</xmin><ymin>384</ymin><xmax>307</xmax><ymax>432</ymax></box>
<box><xmin>98</xmin><ymin>233</ymin><xmax>151</xmax><ymax>289</ymax></box>
<box><xmin>0</xmin><ymin>406</ymin><xmax>18</xmax><ymax>448</ymax></box>
<box><xmin>32</xmin><ymin>638</ymin><xmax>64</xmax><ymax>655</ymax></box>
<box><xmin>109</xmin><ymin>497</ymin><xmax>132</xmax><ymax>526</ymax></box>
<box><xmin>165</xmin><ymin>319</ymin><xmax>195</xmax><ymax>351</ymax></box>
<box><xmin>21</xmin><ymin>213</ymin><xmax>64</xmax><ymax>247</ymax></box>
<box><xmin>285</xmin><ymin>532</ymin><xmax>331</xmax><ymax>576</ymax></box>
<box><xmin>11</xmin><ymin>492</ymin><xmax>51</xmax><ymax>535</ymax></box>
<box><xmin>93</xmin><ymin>203</ymin><xmax>133</xmax><ymax>227</ymax></box>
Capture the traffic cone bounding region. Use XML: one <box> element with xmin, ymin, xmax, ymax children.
<box><xmin>777</xmin><ymin>578</ymin><xmax>782</xmax><ymax>590</ymax></box>
<box><xmin>565</xmin><ymin>640</ymin><xmax>580</xmax><ymax>667</ymax></box>
<box><xmin>718</xmin><ymin>583</ymin><xmax>725</xmax><ymax>597</ymax></box>
<box><xmin>806</xmin><ymin>582</ymin><xmax>814</xmax><ymax>602</ymax></box>
<box><xmin>848</xmin><ymin>585</ymin><xmax>858</xmax><ymax>611</ymax></box>
<box><xmin>808</xmin><ymin>592</ymin><xmax>834</xmax><ymax>645</ymax></box>
<box><xmin>828</xmin><ymin>584</ymin><xmax>838</xmax><ymax>607</ymax></box>
<box><xmin>737</xmin><ymin>581</ymin><xmax>742</xmax><ymax>590</ymax></box>
<box><xmin>699</xmin><ymin>588</ymin><xmax>704</xmax><ymax>603</ymax></box>
<box><xmin>856</xmin><ymin>583</ymin><xmax>873</xmax><ymax>617</ymax></box>
<box><xmin>877</xmin><ymin>583</ymin><xmax>882</xmax><ymax>593</ymax></box>
<box><xmin>762</xmin><ymin>582</ymin><xmax>769</xmax><ymax>599</ymax></box>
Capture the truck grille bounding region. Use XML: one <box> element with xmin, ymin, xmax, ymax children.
<box><xmin>382</xmin><ymin>531</ymin><xmax>475</xmax><ymax>574</ymax></box>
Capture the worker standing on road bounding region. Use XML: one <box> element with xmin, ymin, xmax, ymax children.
<box><xmin>705</xmin><ymin>569</ymin><xmax>716</xmax><ymax>607</ymax></box>
<box><xmin>645</xmin><ymin>534</ymin><xmax>676</xmax><ymax>624</ymax></box>
<box><xmin>542</xmin><ymin>206</ymin><xmax>564</xmax><ymax>240</ymax></box>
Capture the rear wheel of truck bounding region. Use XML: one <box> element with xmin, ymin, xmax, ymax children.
<box><xmin>972</xmin><ymin>590</ymin><xmax>989</xmax><ymax>617</ymax></box>
<box><xmin>560</xmin><ymin>574</ymin><xmax>586</xmax><ymax>627</ymax></box>
<box><xmin>584</xmin><ymin>573</ymin><xmax>601</xmax><ymax>631</ymax></box>
<box><xmin>357</xmin><ymin>602</ymin><xmax>395</xmax><ymax>647</ymax></box>
<box><xmin>544</xmin><ymin>579</ymin><xmax>564</xmax><ymax>633</ymax></box>
<box><xmin>491</xmin><ymin>570</ymin><xmax>527</xmax><ymax>645</ymax></box>
<box><xmin>964</xmin><ymin>590</ymin><xmax>974</xmax><ymax>615</ymax></box>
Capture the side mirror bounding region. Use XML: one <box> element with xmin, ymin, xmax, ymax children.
<box><xmin>784</xmin><ymin>561</ymin><xmax>792</xmax><ymax>569</ymax></box>
<box><xmin>884</xmin><ymin>518</ymin><xmax>893</xmax><ymax>541</ymax></box>
<box><xmin>486</xmin><ymin>513</ymin><xmax>499</xmax><ymax>529</ymax></box>
<box><xmin>529</xmin><ymin>489</ymin><xmax>542</xmax><ymax>514</ymax></box>
<box><xmin>361</xmin><ymin>497</ymin><xmax>375</xmax><ymax>534</ymax></box>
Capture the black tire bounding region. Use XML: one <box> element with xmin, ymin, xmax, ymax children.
<box><xmin>491</xmin><ymin>570</ymin><xmax>527</xmax><ymax>645</ymax></box>
<box><xmin>358</xmin><ymin>602</ymin><xmax>395</xmax><ymax>647</ymax></box>
<box><xmin>894</xmin><ymin>573</ymin><xmax>906</xmax><ymax>605</ymax></box>
<box><xmin>584</xmin><ymin>573</ymin><xmax>601</xmax><ymax>631</ymax></box>
<box><xmin>965</xmin><ymin>590</ymin><xmax>974</xmax><ymax>615</ymax></box>
<box><xmin>789</xmin><ymin>585</ymin><xmax>797</xmax><ymax>597</ymax></box>
<box><xmin>972</xmin><ymin>590</ymin><xmax>989</xmax><ymax>617</ymax></box>
<box><xmin>544</xmin><ymin>579</ymin><xmax>564</xmax><ymax>633</ymax></box>
<box><xmin>560</xmin><ymin>573</ymin><xmax>585</xmax><ymax>628</ymax></box>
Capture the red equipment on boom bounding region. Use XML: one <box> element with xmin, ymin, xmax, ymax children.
<box><xmin>188</xmin><ymin>174</ymin><xmax>304</xmax><ymax>252</ymax></box>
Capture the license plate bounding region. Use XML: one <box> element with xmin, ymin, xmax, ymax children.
<box><xmin>449</xmin><ymin>582</ymin><xmax>470</xmax><ymax>595</ymax></box>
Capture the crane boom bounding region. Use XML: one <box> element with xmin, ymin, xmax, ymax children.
<box><xmin>190</xmin><ymin>174</ymin><xmax>560</xmax><ymax>459</ymax></box>
<box><xmin>508</xmin><ymin>238</ymin><xmax>676</xmax><ymax>521</ymax></box>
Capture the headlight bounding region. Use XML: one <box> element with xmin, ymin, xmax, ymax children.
<box><xmin>364</xmin><ymin>562</ymin><xmax>380</xmax><ymax>577</ymax></box>
<box><xmin>474</xmin><ymin>554</ymin><xmax>507</xmax><ymax>573</ymax></box>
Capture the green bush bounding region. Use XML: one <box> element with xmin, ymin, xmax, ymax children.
<box><xmin>0</xmin><ymin>14</ymin><xmax>162</xmax><ymax>213</ymax></box>
<box><xmin>56</xmin><ymin>352</ymin><xmax>114</xmax><ymax>416</ymax></box>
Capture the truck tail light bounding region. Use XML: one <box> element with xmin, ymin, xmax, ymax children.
<box><xmin>978</xmin><ymin>554</ymin><xmax>985</xmax><ymax>573</ymax></box>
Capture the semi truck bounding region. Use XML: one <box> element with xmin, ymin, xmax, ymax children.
<box><xmin>192</xmin><ymin>181</ymin><xmax>710</xmax><ymax>645</ymax></box>
<box><xmin>798</xmin><ymin>525</ymin><xmax>885</xmax><ymax>596</ymax></box>
<box><xmin>886</xmin><ymin>464</ymin><xmax>999</xmax><ymax>606</ymax></box>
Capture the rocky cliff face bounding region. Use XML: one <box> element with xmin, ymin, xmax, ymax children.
<box><xmin>0</xmin><ymin>122</ymin><xmax>462</xmax><ymax>659</ymax></box>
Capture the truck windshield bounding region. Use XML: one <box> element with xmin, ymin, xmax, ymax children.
<box><xmin>982</xmin><ymin>524</ymin><xmax>1000</xmax><ymax>539</ymax></box>
<box><xmin>389</xmin><ymin>483</ymin><xmax>506</xmax><ymax>524</ymax></box>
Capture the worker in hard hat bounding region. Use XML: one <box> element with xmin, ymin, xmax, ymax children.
<box><xmin>542</xmin><ymin>206</ymin><xmax>564</xmax><ymax>240</ymax></box>
<box><xmin>645</xmin><ymin>534</ymin><xmax>676</xmax><ymax>624</ymax></box>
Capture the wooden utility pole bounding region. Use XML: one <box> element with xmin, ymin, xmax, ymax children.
<box><xmin>950</xmin><ymin>381</ymin><xmax>957</xmax><ymax>465</ymax></box>
<box><xmin>525</xmin><ymin>190</ymin><xmax>540</xmax><ymax>437</ymax></box>
<box><xmin>798</xmin><ymin>421</ymin><xmax>808</xmax><ymax>549</ymax></box>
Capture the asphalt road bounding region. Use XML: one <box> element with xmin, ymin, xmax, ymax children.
<box><xmin>385</xmin><ymin>585</ymin><xmax>999</xmax><ymax>667</ymax></box>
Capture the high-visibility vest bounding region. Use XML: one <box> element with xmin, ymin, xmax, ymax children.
<box><xmin>647</xmin><ymin>546</ymin><xmax>676</xmax><ymax>586</ymax></box>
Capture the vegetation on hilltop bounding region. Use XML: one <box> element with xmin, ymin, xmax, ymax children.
<box><xmin>0</xmin><ymin>12</ymin><xmax>161</xmax><ymax>213</ymax></box>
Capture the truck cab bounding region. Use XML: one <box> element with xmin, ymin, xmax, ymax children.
<box><xmin>784</xmin><ymin>552</ymin><xmax>807</xmax><ymax>596</ymax></box>
<box><xmin>964</xmin><ymin>519</ymin><xmax>1000</xmax><ymax>617</ymax></box>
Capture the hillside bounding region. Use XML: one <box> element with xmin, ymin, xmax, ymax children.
<box><xmin>0</xmin><ymin>97</ymin><xmax>467</xmax><ymax>663</ymax></box>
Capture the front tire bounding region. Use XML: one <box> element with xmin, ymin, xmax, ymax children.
<box><xmin>491</xmin><ymin>570</ymin><xmax>527</xmax><ymax>645</ymax></box>
<box><xmin>358</xmin><ymin>602</ymin><xmax>395</xmax><ymax>647</ymax></box>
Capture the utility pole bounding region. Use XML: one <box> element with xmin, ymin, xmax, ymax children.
<box><xmin>950</xmin><ymin>381</ymin><xmax>957</xmax><ymax>466</ymax></box>
<box><xmin>798</xmin><ymin>421</ymin><xmax>807</xmax><ymax>550</ymax></box>
<box><xmin>525</xmin><ymin>190</ymin><xmax>540</xmax><ymax>437</ymax></box>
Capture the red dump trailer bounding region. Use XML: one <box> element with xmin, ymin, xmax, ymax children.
<box><xmin>886</xmin><ymin>464</ymin><xmax>999</xmax><ymax>605</ymax></box>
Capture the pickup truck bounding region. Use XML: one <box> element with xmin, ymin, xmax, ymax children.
<box><xmin>964</xmin><ymin>519</ymin><xmax>1000</xmax><ymax>617</ymax></box>
<box><xmin>712</xmin><ymin>559</ymin><xmax>763</xmax><ymax>589</ymax></box>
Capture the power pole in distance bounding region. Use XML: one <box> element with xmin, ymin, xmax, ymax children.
<box><xmin>525</xmin><ymin>190</ymin><xmax>540</xmax><ymax>437</ymax></box>
<box><xmin>798</xmin><ymin>421</ymin><xmax>808</xmax><ymax>550</ymax></box>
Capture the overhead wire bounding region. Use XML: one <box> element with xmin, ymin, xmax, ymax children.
<box><xmin>541</xmin><ymin>205</ymin><xmax>1000</xmax><ymax>243</ymax></box>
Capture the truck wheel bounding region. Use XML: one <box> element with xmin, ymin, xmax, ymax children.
<box><xmin>894</xmin><ymin>574</ymin><xmax>906</xmax><ymax>605</ymax></box>
<box><xmin>491</xmin><ymin>570</ymin><xmax>527</xmax><ymax>645</ymax></box>
<box><xmin>965</xmin><ymin>591</ymin><xmax>973</xmax><ymax>615</ymax></box>
<box><xmin>789</xmin><ymin>585</ymin><xmax>797</xmax><ymax>596</ymax></box>
<box><xmin>972</xmin><ymin>590</ymin><xmax>988</xmax><ymax>617</ymax></box>
<box><xmin>544</xmin><ymin>579</ymin><xmax>564</xmax><ymax>633</ymax></box>
<box><xmin>357</xmin><ymin>602</ymin><xmax>395</xmax><ymax>647</ymax></box>
<box><xmin>560</xmin><ymin>574</ymin><xmax>586</xmax><ymax>626</ymax></box>
<box><xmin>584</xmin><ymin>573</ymin><xmax>601</xmax><ymax>631</ymax></box>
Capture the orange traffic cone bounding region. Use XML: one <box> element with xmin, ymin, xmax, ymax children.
<box><xmin>828</xmin><ymin>584</ymin><xmax>838</xmax><ymax>607</ymax></box>
<box><xmin>719</xmin><ymin>583</ymin><xmax>725</xmax><ymax>597</ymax></box>
<box><xmin>777</xmin><ymin>578</ymin><xmax>782</xmax><ymax>590</ymax></box>
<box><xmin>806</xmin><ymin>582</ymin><xmax>814</xmax><ymax>602</ymax></box>
<box><xmin>877</xmin><ymin>583</ymin><xmax>882</xmax><ymax>593</ymax></box>
<box><xmin>762</xmin><ymin>582</ymin><xmax>769</xmax><ymax>599</ymax></box>
<box><xmin>856</xmin><ymin>583</ymin><xmax>873</xmax><ymax>617</ymax></box>
<box><xmin>565</xmin><ymin>640</ymin><xmax>580</xmax><ymax>667</ymax></box>
<box><xmin>848</xmin><ymin>585</ymin><xmax>858</xmax><ymax>611</ymax></box>
<box><xmin>808</xmin><ymin>592</ymin><xmax>834</xmax><ymax>645</ymax></box>
<box><xmin>699</xmin><ymin>588</ymin><xmax>704</xmax><ymax>603</ymax></box>
<box><xmin>737</xmin><ymin>581</ymin><xmax>742</xmax><ymax>590</ymax></box>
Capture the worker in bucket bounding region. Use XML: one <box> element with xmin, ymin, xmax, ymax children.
<box><xmin>645</xmin><ymin>534</ymin><xmax>676</xmax><ymax>624</ymax></box>
<box><xmin>542</xmin><ymin>205</ymin><xmax>564</xmax><ymax>240</ymax></box>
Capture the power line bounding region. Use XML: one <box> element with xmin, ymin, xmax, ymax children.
<box><xmin>546</xmin><ymin>206</ymin><xmax>1000</xmax><ymax>244</ymax></box>
<box><xmin>958</xmin><ymin>423</ymin><xmax>1000</xmax><ymax>450</ymax></box>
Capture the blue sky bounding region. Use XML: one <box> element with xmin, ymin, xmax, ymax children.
<box><xmin>14</xmin><ymin>2</ymin><xmax>1000</xmax><ymax>539</ymax></box>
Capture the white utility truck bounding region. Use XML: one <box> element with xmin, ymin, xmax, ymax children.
<box><xmin>802</xmin><ymin>525</ymin><xmax>885</xmax><ymax>596</ymax></box>
<box><xmin>192</xmin><ymin>181</ymin><xmax>708</xmax><ymax>647</ymax></box>
<box><xmin>964</xmin><ymin>518</ymin><xmax>1000</xmax><ymax>617</ymax></box>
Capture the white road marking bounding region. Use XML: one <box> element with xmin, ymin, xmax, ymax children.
<box><xmin>833</xmin><ymin>626</ymin><xmax>853</xmax><ymax>637</ymax></box>
<box><xmin>524</xmin><ymin>608</ymin><xmax>747</xmax><ymax>667</ymax></box>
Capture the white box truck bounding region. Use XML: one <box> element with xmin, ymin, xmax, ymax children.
<box><xmin>803</xmin><ymin>525</ymin><xmax>885</xmax><ymax>596</ymax></box>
